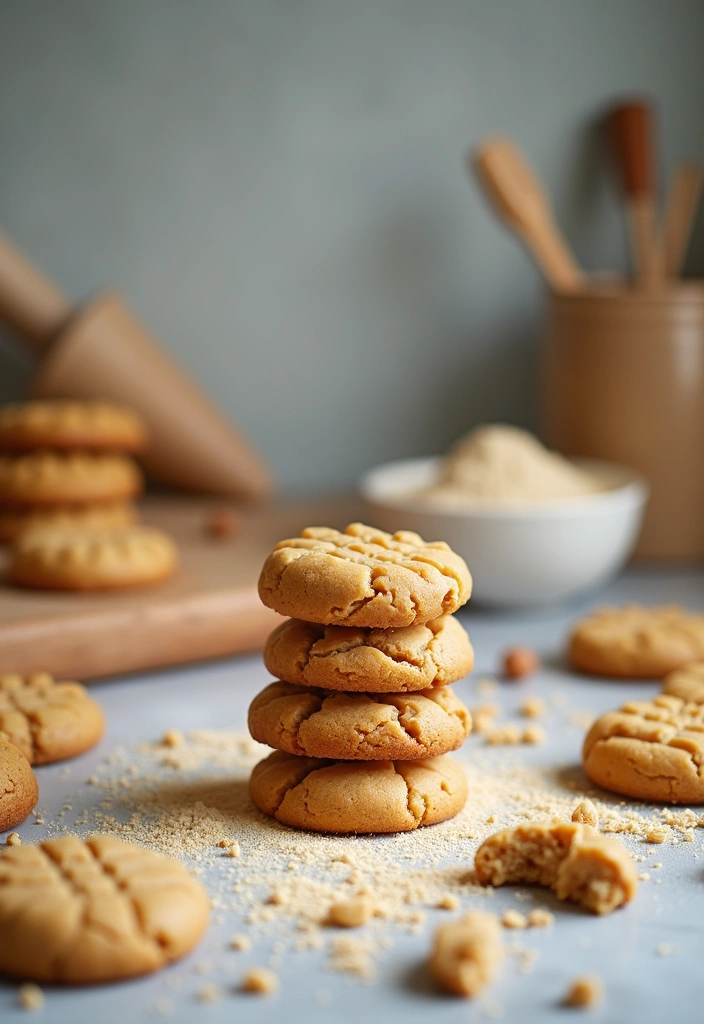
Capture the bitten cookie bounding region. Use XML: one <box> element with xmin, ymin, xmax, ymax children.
<box><xmin>248</xmin><ymin>681</ymin><xmax>471</xmax><ymax>760</ymax></box>
<box><xmin>0</xmin><ymin>835</ymin><xmax>210</xmax><ymax>982</ymax></box>
<box><xmin>663</xmin><ymin>661</ymin><xmax>704</xmax><ymax>704</ymax></box>
<box><xmin>583</xmin><ymin>693</ymin><xmax>704</xmax><ymax>803</ymax></box>
<box><xmin>0</xmin><ymin>452</ymin><xmax>143</xmax><ymax>506</ymax></box>
<box><xmin>249</xmin><ymin>751</ymin><xmax>467</xmax><ymax>833</ymax></box>
<box><xmin>569</xmin><ymin>605</ymin><xmax>704</xmax><ymax>678</ymax></box>
<box><xmin>474</xmin><ymin>820</ymin><xmax>637</xmax><ymax>915</ymax></box>
<box><xmin>0</xmin><ymin>673</ymin><xmax>104</xmax><ymax>765</ymax></box>
<box><xmin>0</xmin><ymin>400</ymin><xmax>147</xmax><ymax>453</ymax></box>
<box><xmin>0</xmin><ymin>740</ymin><xmax>38</xmax><ymax>832</ymax></box>
<box><xmin>258</xmin><ymin>523</ymin><xmax>472</xmax><ymax>628</ymax></box>
<box><xmin>0</xmin><ymin>501</ymin><xmax>135</xmax><ymax>543</ymax></box>
<box><xmin>10</xmin><ymin>526</ymin><xmax>178</xmax><ymax>591</ymax></box>
<box><xmin>263</xmin><ymin>615</ymin><xmax>474</xmax><ymax>692</ymax></box>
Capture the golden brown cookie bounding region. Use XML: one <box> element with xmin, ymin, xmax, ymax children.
<box><xmin>258</xmin><ymin>523</ymin><xmax>472</xmax><ymax>628</ymax></box>
<box><xmin>583</xmin><ymin>693</ymin><xmax>704</xmax><ymax>803</ymax></box>
<box><xmin>249</xmin><ymin>750</ymin><xmax>467</xmax><ymax>833</ymax></box>
<box><xmin>429</xmin><ymin>911</ymin><xmax>503</xmax><ymax>997</ymax></box>
<box><xmin>0</xmin><ymin>673</ymin><xmax>104</xmax><ymax>765</ymax></box>
<box><xmin>474</xmin><ymin>820</ymin><xmax>637</xmax><ymax>915</ymax></box>
<box><xmin>0</xmin><ymin>501</ymin><xmax>135</xmax><ymax>543</ymax></box>
<box><xmin>0</xmin><ymin>400</ymin><xmax>147</xmax><ymax>453</ymax></box>
<box><xmin>569</xmin><ymin>605</ymin><xmax>704</xmax><ymax>678</ymax></box>
<box><xmin>263</xmin><ymin>615</ymin><xmax>474</xmax><ymax>692</ymax></box>
<box><xmin>0</xmin><ymin>740</ymin><xmax>38</xmax><ymax>832</ymax></box>
<box><xmin>0</xmin><ymin>835</ymin><xmax>210</xmax><ymax>982</ymax></box>
<box><xmin>0</xmin><ymin>452</ymin><xmax>143</xmax><ymax>507</ymax></box>
<box><xmin>9</xmin><ymin>526</ymin><xmax>178</xmax><ymax>591</ymax></box>
<box><xmin>248</xmin><ymin>681</ymin><xmax>471</xmax><ymax>760</ymax></box>
<box><xmin>663</xmin><ymin>661</ymin><xmax>704</xmax><ymax>704</ymax></box>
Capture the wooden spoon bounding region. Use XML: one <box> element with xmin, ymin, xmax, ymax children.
<box><xmin>661</xmin><ymin>164</ymin><xmax>703</xmax><ymax>278</ymax></box>
<box><xmin>472</xmin><ymin>137</ymin><xmax>584</xmax><ymax>293</ymax></box>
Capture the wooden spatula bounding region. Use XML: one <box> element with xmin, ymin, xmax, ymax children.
<box><xmin>661</xmin><ymin>164</ymin><xmax>703</xmax><ymax>278</ymax></box>
<box><xmin>472</xmin><ymin>137</ymin><xmax>584</xmax><ymax>293</ymax></box>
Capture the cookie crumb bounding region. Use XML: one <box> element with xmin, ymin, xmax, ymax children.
<box><xmin>502</xmin><ymin>647</ymin><xmax>539</xmax><ymax>680</ymax></box>
<box><xmin>501</xmin><ymin>909</ymin><xmax>528</xmax><ymax>929</ymax></box>
<box><xmin>328</xmin><ymin>897</ymin><xmax>373</xmax><ymax>928</ymax></box>
<box><xmin>527</xmin><ymin>908</ymin><xmax>555</xmax><ymax>928</ymax></box>
<box><xmin>229</xmin><ymin>934</ymin><xmax>251</xmax><ymax>952</ymax></box>
<box><xmin>429</xmin><ymin>911</ymin><xmax>503</xmax><ymax>997</ymax></box>
<box><xmin>242</xmin><ymin>968</ymin><xmax>279</xmax><ymax>995</ymax></box>
<box><xmin>437</xmin><ymin>893</ymin><xmax>459</xmax><ymax>911</ymax></box>
<box><xmin>646</xmin><ymin>826</ymin><xmax>668</xmax><ymax>844</ymax></box>
<box><xmin>196</xmin><ymin>984</ymin><xmax>222</xmax><ymax>1004</ymax></box>
<box><xmin>522</xmin><ymin>725</ymin><xmax>546</xmax><ymax>745</ymax></box>
<box><xmin>564</xmin><ymin>975</ymin><xmax>603</xmax><ymax>1008</ymax></box>
<box><xmin>161</xmin><ymin>730</ymin><xmax>183</xmax><ymax>748</ymax></box>
<box><xmin>219</xmin><ymin>840</ymin><xmax>241</xmax><ymax>858</ymax></box>
<box><xmin>472</xmin><ymin>705</ymin><xmax>500</xmax><ymax>734</ymax></box>
<box><xmin>520</xmin><ymin>697</ymin><xmax>544</xmax><ymax>718</ymax></box>
<box><xmin>572</xmin><ymin>800</ymin><xmax>599</xmax><ymax>828</ymax></box>
<box><xmin>204</xmin><ymin>507</ymin><xmax>238</xmax><ymax>540</ymax></box>
<box><xmin>486</xmin><ymin>724</ymin><xmax>522</xmax><ymax>746</ymax></box>
<box><xmin>17</xmin><ymin>984</ymin><xmax>44</xmax><ymax>1011</ymax></box>
<box><xmin>5</xmin><ymin>832</ymin><xmax>21</xmax><ymax>846</ymax></box>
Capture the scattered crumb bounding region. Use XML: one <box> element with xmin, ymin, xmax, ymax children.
<box><xmin>229</xmin><ymin>934</ymin><xmax>251</xmax><ymax>952</ymax></box>
<box><xmin>328</xmin><ymin>897</ymin><xmax>374</xmax><ymax>928</ymax></box>
<box><xmin>646</xmin><ymin>826</ymin><xmax>668</xmax><ymax>844</ymax></box>
<box><xmin>520</xmin><ymin>697</ymin><xmax>544</xmax><ymax>719</ymax></box>
<box><xmin>161</xmin><ymin>730</ymin><xmax>183</xmax><ymax>748</ymax></box>
<box><xmin>242</xmin><ymin>968</ymin><xmax>279</xmax><ymax>995</ymax></box>
<box><xmin>204</xmin><ymin>506</ymin><xmax>238</xmax><ymax>540</ymax></box>
<box><xmin>572</xmin><ymin>800</ymin><xmax>599</xmax><ymax>828</ymax></box>
<box><xmin>472</xmin><ymin>705</ymin><xmax>500</xmax><ymax>734</ymax></box>
<box><xmin>527</xmin><ymin>908</ymin><xmax>555</xmax><ymax>928</ymax></box>
<box><xmin>486</xmin><ymin>724</ymin><xmax>522</xmax><ymax>746</ymax></box>
<box><xmin>522</xmin><ymin>725</ymin><xmax>546</xmax><ymax>745</ymax></box>
<box><xmin>17</xmin><ymin>984</ymin><xmax>44</xmax><ymax>1011</ymax></box>
<box><xmin>196</xmin><ymin>984</ymin><xmax>223</xmax><ymax>1004</ymax></box>
<box><xmin>638</xmin><ymin>872</ymin><xmax>650</xmax><ymax>881</ymax></box>
<box><xmin>5</xmin><ymin>832</ymin><xmax>21</xmax><ymax>846</ymax></box>
<box><xmin>429</xmin><ymin>911</ymin><xmax>503</xmax><ymax>997</ymax></box>
<box><xmin>328</xmin><ymin>936</ymin><xmax>377</xmax><ymax>981</ymax></box>
<box><xmin>502</xmin><ymin>647</ymin><xmax>539</xmax><ymax>680</ymax></box>
<box><xmin>501</xmin><ymin>909</ymin><xmax>527</xmax><ymax>929</ymax></box>
<box><xmin>437</xmin><ymin>893</ymin><xmax>459</xmax><ymax>911</ymax></box>
<box><xmin>564</xmin><ymin>975</ymin><xmax>603</xmax><ymax>1008</ymax></box>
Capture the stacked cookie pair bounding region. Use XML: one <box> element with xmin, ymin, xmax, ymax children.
<box><xmin>0</xmin><ymin>400</ymin><xmax>146</xmax><ymax>543</ymax></box>
<box><xmin>248</xmin><ymin>523</ymin><xmax>474</xmax><ymax>834</ymax></box>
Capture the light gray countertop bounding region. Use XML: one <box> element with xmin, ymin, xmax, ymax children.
<box><xmin>2</xmin><ymin>564</ymin><xmax>704</xmax><ymax>1024</ymax></box>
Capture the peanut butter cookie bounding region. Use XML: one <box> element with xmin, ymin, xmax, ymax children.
<box><xmin>0</xmin><ymin>835</ymin><xmax>210</xmax><ymax>982</ymax></box>
<box><xmin>569</xmin><ymin>605</ymin><xmax>704</xmax><ymax>678</ymax></box>
<box><xmin>249</xmin><ymin>751</ymin><xmax>467</xmax><ymax>833</ymax></box>
<box><xmin>0</xmin><ymin>452</ymin><xmax>142</xmax><ymax>506</ymax></box>
<box><xmin>474</xmin><ymin>820</ymin><xmax>637</xmax><ymax>915</ymax></box>
<box><xmin>0</xmin><ymin>500</ymin><xmax>135</xmax><ymax>542</ymax></box>
<box><xmin>663</xmin><ymin>661</ymin><xmax>704</xmax><ymax>704</ymax></box>
<box><xmin>0</xmin><ymin>400</ymin><xmax>147</xmax><ymax>453</ymax></box>
<box><xmin>583</xmin><ymin>693</ymin><xmax>704</xmax><ymax>803</ymax></box>
<box><xmin>263</xmin><ymin>614</ymin><xmax>474</xmax><ymax>692</ymax></box>
<box><xmin>258</xmin><ymin>523</ymin><xmax>471</xmax><ymax>628</ymax></box>
<box><xmin>10</xmin><ymin>526</ymin><xmax>177</xmax><ymax>591</ymax></box>
<box><xmin>0</xmin><ymin>673</ymin><xmax>104</xmax><ymax>765</ymax></box>
<box><xmin>0</xmin><ymin>740</ymin><xmax>38</xmax><ymax>832</ymax></box>
<box><xmin>429</xmin><ymin>911</ymin><xmax>503</xmax><ymax>997</ymax></box>
<box><xmin>248</xmin><ymin>681</ymin><xmax>471</xmax><ymax>760</ymax></box>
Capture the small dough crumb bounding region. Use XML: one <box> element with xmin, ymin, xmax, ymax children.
<box><xmin>437</xmin><ymin>893</ymin><xmax>459</xmax><ymax>911</ymax></box>
<box><xmin>242</xmin><ymin>968</ymin><xmax>279</xmax><ymax>995</ymax></box>
<box><xmin>161</xmin><ymin>730</ymin><xmax>183</xmax><ymax>748</ymax></box>
<box><xmin>17</xmin><ymin>984</ymin><xmax>44</xmax><ymax>1011</ymax></box>
<box><xmin>564</xmin><ymin>975</ymin><xmax>603</xmax><ymax>1008</ymax></box>
<box><xmin>328</xmin><ymin>897</ymin><xmax>374</xmax><ymax>928</ymax></box>
<box><xmin>503</xmin><ymin>647</ymin><xmax>539</xmax><ymax>680</ymax></box>
<box><xmin>520</xmin><ymin>697</ymin><xmax>545</xmax><ymax>718</ymax></box>
<box><xmin>522</xmin><ymin>725</ymin><xmax>546</xmax><ymax>745</ymax></box>
<box><xmin>472</xmin><ymin>705</ymin><xmax>499</xmax><ymax>734</ymax></box>
<box><xmin>229</xmin><ymin>934</ymin><xmax>251</xmax><ymax>952</ymax></box>
<box><xmin>501</xmin><ymin>909</ymin><xmax>527</xmax><ymax>929</ymax></box>
<box><xmin>572</xmin><ymin>800</ymin><xmax>599</xmax><ymax>828</ymax></box>
<box><xmin>486</xmin><ymin>724</ymin><xmax>522</xmax><ymax>746</ymax></box>
<box><xmin>646</xmin><ymin>826</ymin><xmax>668</xmax><ymax>844</ymax></box>
<box><xmin>5</xmin><ymin>832</ymin><xmax>21</xmax><ymax>846</ymax></box>
<box><xmin>527</xmin><ymin>908</ymin><xmax>555</xmax><ymax>928</ymax></box>
<box><xmin>429</xmin><ymin>910</ymin><xmax>503</xmax><ymax>997</ymax></box>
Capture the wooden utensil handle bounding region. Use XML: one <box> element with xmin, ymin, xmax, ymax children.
<box><xmin>661</xmin><ymin>165</ymin><xmax>703</xmax><ymax>278</ymax></box>
<box><xmin>0</xmin><ymin>229</ymin><xmax>71</xmax><ymax>352</ymax></box>
<box><xmin>628</xmin><ymin>199</ymin><xmax>661</xmax><ymax>287</ymax></box>
<box><xmin>519</xmin><ymin>224</ymin><xmax>583</xmax><ymax>293</ymax></box>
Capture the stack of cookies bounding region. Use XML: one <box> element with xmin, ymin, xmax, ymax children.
<box><xmin>248</xmin><ymin>523</ymin><xmax>474</xmax><ymax>834</ymax></box>
<box><xmin>0</xmin><ymin>399</ymin><xmax>146</xmax><ymax>543</ymax></box>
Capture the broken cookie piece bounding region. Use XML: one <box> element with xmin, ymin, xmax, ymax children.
<box><xmin>429</xmin><ymin>910</ymin><xmax>503</xmax><ymax>997</ymax></box>
<box><xmin>474</xmin><ymin>820</ymin><xmax>638</xmax><ymax>915</ymax></box>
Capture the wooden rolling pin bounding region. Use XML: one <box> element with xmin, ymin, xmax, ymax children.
<box><xmin>0</xmin><ymin>229</ymin><xmax>273</xmax><ymax>500</ymax></box>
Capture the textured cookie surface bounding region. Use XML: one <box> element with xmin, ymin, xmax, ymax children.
<box><xmin>0</xmin><ymin>673</ymin><xmax>104</xmax><ymax>765</ymax></box>
<box><xmin>0</xmin><ymin>501</ymin><xmax>135</xmax><ymax>542</ymax></box>
<box><xmin>258</xmin><ymin>523</ymin><xmax>472</xmax><ymax>628</ymax></box>
<box><xmin>263</xmin><ymin>615</ymin><xmax>474</xmax><ymax>692</ymax></box>
<box><xmin>0</xmin><ymin>739</ymin><xmax>38</xmax><ymax>832</ymax></box>
<box><xmin>248</xmin><ymin>681</ymin><xmax>471</xmax><ymax>760</ymax></box>
<box><xmin>10</xmin><ymin>526</ymin><xmax>177</xmax><ymax>591</ymax></box>
<box><xmin>0</xmin><ymin>452</ymin><xmax>143</xmax><ymax>506</ymax></box>
<box><xmin>250</xmin><ymin>750</ymin><xmax>467</xmax><ymax>833</ymax></box>
<box><xmin>0</xmin><ymin>835</ymin><xmax>210</xmax><ymax>982</ymax></box>
<box><xmin>583</xmin><ymin>693</ymin><xmax>704</xmax><ymax>803</ymax></box>
<box><xmin>0</xmin><ymin>400</ymin><xmax>147</xmax><ymax>453</ymax></box>
<box><xmin>569</xmin><ymin>605</ymin><xmax>704</xmax><ymax>678</ymax></box>
<box><xmin>663</xmin><ymin>661</ymin><xmax>704</xmax><ymax>704</ymax></box>
<box><xmin>430</xmin><ymin>911</ymin><xmax>503</xmax><ymax>997</ymax></box>
<box><xmin>475</xmin><ymin>820</ymin><xmax>637</xmax><ymax>915</ymax></box>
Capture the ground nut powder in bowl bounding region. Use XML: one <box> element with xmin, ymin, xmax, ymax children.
<box><xmin>360</xmin><ymin>426</ymin><xmax>648</xmax><ymax>607</ymax></box>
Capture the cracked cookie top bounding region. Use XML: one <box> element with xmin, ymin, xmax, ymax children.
<box><xmin>475</xmin><ymin>820</ymin><xmax>638</xmax><ymax>916</ymax></box>
<box><xmin>0</xmin><ymin>737</ymin><xmax>38</xmax><ymax>833</ymax></box>
<box><xmin>0</xmin><ymin>673</ymin><xmax>104</xmax><ymax>765</ymax></box>
<box><xmin>258</xmin><ymin>523</ymin><xmax>472</xmax><ymax>629</ymax></box>
<box><xmin>569</xmin><ymin>604</ymin><xmax>704</xmax><ymax>678</ymax></box>
<box><xmin>663</xmin><ymin>661</ymin><xmax>704</xmax><ymax>704</ymax></box>
<box><xmin>583</xmin><ymin>693</ymin><xmax>704</xmax><ymax>803</ymax></box>
<box><xmin>248</xmin><ymin>680</ymin><xmax>471</xmax><ymax>761</ymax></box>
<box><xmin>263</xmin><ymin>614</ymin><xmax>474</xmax><ymax>692</ymax></box>
<box><xmin>0</xmin><ymin>400</ymin><xmax>147</xmax><ymax>453</ymax></box>
<box><xmin>249</xmin><ymin>750</ymin><xmax>468</xmax><ymax>833</ymax></box>
<box><xmin>0</xmin><ymin>835</ymin><xmax>210</xmax><ymax>983</ymax></box>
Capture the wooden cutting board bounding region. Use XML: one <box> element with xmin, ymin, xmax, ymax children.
<box><xmin>0</xmin><ymin>494</ymin><xmax>363</xmax><ymax>681</ymax></box>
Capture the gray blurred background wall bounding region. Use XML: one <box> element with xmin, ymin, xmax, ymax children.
<box><xmin>1</xmin><ymin>0</ymin><xmax>703</xmax><ymax>490</ymax></box>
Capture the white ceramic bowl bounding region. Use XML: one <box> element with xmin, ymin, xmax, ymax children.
<box><xmin>360</xmin><ymin>457</ymin><xmax>649</xmax><ymax>608</ymax></box>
